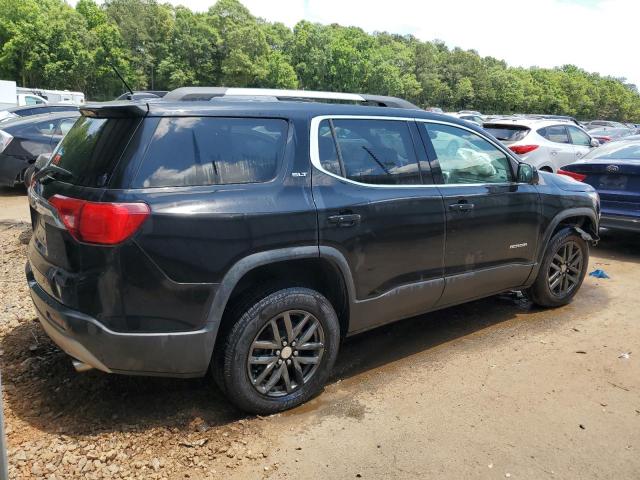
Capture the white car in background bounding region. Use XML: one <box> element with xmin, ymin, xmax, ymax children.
<box><xmin>445</xmin><ymin>111</ymin><xmax>484</xmax><ymax>126</ymax></box>
<box><xmin>483</xmin><ymin>118</ymin><xmax>599</xmax><ymax>172</ymax></box>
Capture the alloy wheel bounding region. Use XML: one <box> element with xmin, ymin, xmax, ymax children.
<box><xmin>247</xmin><ymin>310</ymin><xmax>325</xmax><ymax>397</ymax></box>
<box><xmin>548</xmin><ymin>240</ymin><xmax>583</xmax><ymax>297</ymax></box>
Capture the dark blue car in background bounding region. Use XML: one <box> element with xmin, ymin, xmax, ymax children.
<box><xmin>559</xmin><ymin>139</ymin><xmax>640</xmax><ymax>232</ymax></box>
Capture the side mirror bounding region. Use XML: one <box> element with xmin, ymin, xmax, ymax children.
<box><xmin>517</xmin><ymin>163</ymin><xmax>539</xmax><ymax>185</ymax></box>
<box><xmin>34</xmin><ymin>152</ymin><xmax>52</xmax><ymax>171</ymax></box>
<box><xmin>590</xmin><ymin>138</ymin><xmax>600</xmax><ymax>148</ymax></box>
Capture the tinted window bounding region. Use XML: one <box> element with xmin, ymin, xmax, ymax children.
<box><xmin>14</xmin><ymin>119</ymin><xmax>58</xmax><ymax>136</ymax></box>
<box><xmin>324</xmin><ymin>119</ymin><xmax>421</xmax><ymax>185</ymax></box>
<box><xmin>135</xmin><ymin>117</ymin><xmax>287</xmax><ymax>188</ymax></box>
<box><xmin>318</xmin><ymin>120</ymin><xmax>341</xmax><ymax>176</ymax></box>
<box><xmin>483</xmin><ymin>124</ymin><xmax>529</xmax><ymax>142</ymax></box>
<box><xmin>53</xmin><ymin>116</ymin><xmax>141</xmax><ymax>187</ymax></box>
<box><xmin>49</xmin><ymin>105</ymin><xmax>78</xmax><ymax>113</ymax></box>
<box><xmin>423</xmin><ymin>123</ymin><xmax>514</xmax><ymax>184</ymax></box>
<box><xmin>55</xmin><ymin>118</ymin><xmax>76</xmax><ymax>136</ymax></box>
<box><xmin>544</xmin><ymin>125</ymin><xmax>570</xmax><ymax>143</ymax></box>
<box><xmin>567</xmin><ymin>126</ymin><xmax>591</xmax><ymax>146</ymax></box>
<box><xmin>17</xmin><ymin>108</ymin><xmax>39</xmax><ymax>117</ymax></box>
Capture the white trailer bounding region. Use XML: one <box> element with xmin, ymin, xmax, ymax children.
<box><xmin>0</xmin><ymin>80</ymin><xmax>17</xmax><ymax>109</ymax></box>
<box><xmin>16</xmin><ymin>87</ymin><xmax>84</xmax><ymax>105</ymax></box>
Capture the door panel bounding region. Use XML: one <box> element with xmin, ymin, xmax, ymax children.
<box><xmin>544</xmin><ymin>125</ymin><xmax>576</xmax><ymax>170</ymax></box>
<box><xmin>311</xmin><ymin>117</ymin><xmax>445</xmax><ymax>333</ymax></box>
<box><xmin>418</xmin><ymin>121</ymin><xmax>541</xmax><ymax>306</ymax></box>
<box><xmin>567</xmin><ymin>125</ymin><xmax>593</xmax><ymax>162</ymax></box>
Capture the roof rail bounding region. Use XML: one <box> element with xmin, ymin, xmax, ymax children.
<box><xmin>162</xmin><ymin>87</ymin><xmax>420</xmax><ymax>109</ymax></box>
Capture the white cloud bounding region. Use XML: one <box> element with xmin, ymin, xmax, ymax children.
<box><xmin>70</xmin><ymin>0</ymin><xmax>640</xmax><ymax>87</ymax></box>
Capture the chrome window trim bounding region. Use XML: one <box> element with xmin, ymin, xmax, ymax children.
<box><xmin>309</xmin><ymin>115</ymin><xmax>520</xmax><ymax>189</ymax></box>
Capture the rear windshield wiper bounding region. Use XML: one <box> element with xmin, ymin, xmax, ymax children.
<box><xmin>33</xmin><ymin>164</ymin><xmax>73</xmax><ymax>183</ymax></box>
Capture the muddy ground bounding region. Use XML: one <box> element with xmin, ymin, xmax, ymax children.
<box><xmin>0</xmin><ymin>220</ymin><xmax>638</xmax><ymax>479</ymax></box>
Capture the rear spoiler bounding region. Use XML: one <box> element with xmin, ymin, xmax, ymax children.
<box><xmin>80</xmin><ymin>101</ymin><xmax>149</xmax><ymax>118</ymax></box>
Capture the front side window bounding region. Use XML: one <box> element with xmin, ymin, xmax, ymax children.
<box><xmin>567</xmin><ymin>126</ymin><xmax>591</xmax><ymax>146</ymax></box>
<box><xmin>24</xmin><ymin>96</ymin><xmax>44</xmax><ymax>105</ymax></box>
<box><xmin>135</xmin><ymin>117</ymin><xmax>288</xmax><ymax>188</ymax></box>
<box><xmin>422</xmin><ymin>123</ymin><xmax>514</xmax><ymax>184</ymax></box>
<box><xmin>317</xmin><ymin>118</ymin><xmax>422</xmax><ymax>185</ymax></box>
<box><xmin>56</xmin><ymin>119</ymin><xmax>76</xmax><ymax>136</ymax></box>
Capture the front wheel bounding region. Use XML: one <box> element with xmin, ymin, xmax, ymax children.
<box><xmin>214</xmin><ymin>287</ymin><xmax>340</xmax><ymax>414</ymax></box>
<box><xmin>527</xmin><ymin>228</ymin><xmax>589</xmax><ymax>307</ymax></box>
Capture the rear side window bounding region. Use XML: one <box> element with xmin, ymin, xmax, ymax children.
<box><xmin>134</xmin><ymin>117</ymin><xmax>288</xmax><ymax>188</ymax></box>
<box><xmin>541</xmin><ymin>125</ymin><xmax>570</xmax><ymax>143</ymax></box>
<box><xmin>317</xmin><ymin>118</ymin><xmax>422</xmax><ymax>185</ymax></box>
<box><xmin>53</xmin><ymin>116</ymin><xmax>141</xmax><ymax>187</ymax></box>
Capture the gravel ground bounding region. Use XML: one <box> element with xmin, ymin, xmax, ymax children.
<box><xmin>1</xmin><ymin>220</ymin><xmax>639</xmax><ymax>479</ymax></box>
<box><xmin>0</xmin><ymin>223</ymin><xmax>275</xmax><ymax>479</ymax></box>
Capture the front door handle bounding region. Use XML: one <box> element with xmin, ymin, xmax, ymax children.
<box><xmin>328</xmin><ymin>213</ymin><xmax>361</xmax><ymax>227</ymax></box>
<box><xmin>449</xmin><ymin>202</ymin><xmax>475</xmax><ymax>212</ymax></box>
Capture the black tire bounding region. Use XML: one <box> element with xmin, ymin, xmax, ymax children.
<box><xmin>214</xmin><ymin>287</ymin><xmax>340</xmax><ymax>414</ymax></box>
<box><xmin>527</xmin><ymin>228</ymin><xmax>589</xmax><ymax>307</ymax></box>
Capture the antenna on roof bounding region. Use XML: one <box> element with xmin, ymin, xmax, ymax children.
<box><xmin>110</xmin><ymin>64</ymin><xmax>134</xmax><ymax>98</ymax></box>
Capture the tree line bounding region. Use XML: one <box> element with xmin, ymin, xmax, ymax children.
<box><xmin>1</xmin><ymin>0</ymin><xmax>639</xmax><ymax>121</ymax></box>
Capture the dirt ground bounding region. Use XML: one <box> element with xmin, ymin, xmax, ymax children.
<box><xmin>0</xmin><ymin>219</ymin><xmax>638</xmax><ymax>479</ymax></box>
<box><xmin>0</xmin><ymin>187</ymin><xmax>29</xmax><ymax>223</ymax></box>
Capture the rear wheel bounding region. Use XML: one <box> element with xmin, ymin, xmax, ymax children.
<box><xmin>527</xmin><ymin>228</ymin><xmax>588</xmax><ymax>307</ymax></box>
<box><xmin>214</xmin><ymin>287</ymin><xmax>340</xmax><ymax>414</ymax></box>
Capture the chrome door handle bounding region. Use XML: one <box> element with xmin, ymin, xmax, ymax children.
<box><xmin>328</xmin><ymin>213</ymin><xmax>361</xmax><ymax>227</ymax></box>
<box><xmin>449</xmin><ymin>202</ymin><xmax>475</xmax><ymax>212</ymax></box>
<box><xmin>551</xmin><ymin>150</ymin><xmax>558</xmax><ymax>156</ymax></box>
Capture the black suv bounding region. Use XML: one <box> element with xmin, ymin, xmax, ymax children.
<box><xmin>26</xmin><ymin>89</ymin><xmax>599</xmax><ymax>414</ymax></box>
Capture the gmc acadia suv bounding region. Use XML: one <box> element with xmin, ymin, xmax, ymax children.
<box><xmin>25</xmin><ymin>88</ymin><xmax>600</xmax><ymax>414</ymax></box>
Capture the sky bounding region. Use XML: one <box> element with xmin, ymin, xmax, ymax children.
<box><xmin>74</xmin><ymin>0</ymin><xmax>640</xmax><ymax>87</ymax></box>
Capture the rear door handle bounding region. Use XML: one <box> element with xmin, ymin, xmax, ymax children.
<box><xmin>328</xmin><ymin>213</ymin><xmax>361</xmax><ymax>227</ymax></box>
<box><xmin>449</xmin><ymin>202</ymin><xmax>475</xmax><ymax>212</ymax></box>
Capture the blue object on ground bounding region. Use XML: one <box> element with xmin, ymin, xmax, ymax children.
<box><xmin>589</xmin><ymin>269</ymin><xmax>610</xmax><ymax>279</ymax></box>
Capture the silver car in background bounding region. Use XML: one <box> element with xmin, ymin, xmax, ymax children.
<box><xmin>483</xmin><ymin>118</ymin><xmax>599</xmax><ymax>172</ymax></box>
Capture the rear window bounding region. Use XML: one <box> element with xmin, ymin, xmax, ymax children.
<box><xmin>52</xmin><ymin>116</ymin><xmax>140</xmax><ymax>187</ymax></box>
<box><xmin>133</xmin><ymin>117</ymin><xmax>288</xmax><ymax>188</ymax></box>
<box><xmin>483</xmin><ymin>124</ymin><xmax>529</xmax><ymax>142</ymax></box>
<box><xmin>584</xmin><ymin>141</ymin><xmax>640</xmax><ymax>160</ymax></box>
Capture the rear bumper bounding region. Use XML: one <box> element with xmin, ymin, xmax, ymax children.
<box><xmin>26</xmin><ymin>262</ymin><xmax>214</xmax><ymax>378</ymax></box>
<box><xmin>600</xmin><ymin>213</ymin><xmax>640</xmax><ymax>233</ymax></box>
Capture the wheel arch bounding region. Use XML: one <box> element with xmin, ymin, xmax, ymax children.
<box><xmin>525</xmin><ymin>207</ymin><xmax>598</xmax><ymax>285</ymax></box>
<box><xmin>205</xmin><ymin>246</ymin><xmax>355</xmax><ymax>365</ymax></box>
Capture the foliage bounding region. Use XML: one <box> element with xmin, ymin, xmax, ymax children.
<box><xmin>0</xmin><ymin>0</ymin><xmax>638</xmax><ymax>120</ymax></box>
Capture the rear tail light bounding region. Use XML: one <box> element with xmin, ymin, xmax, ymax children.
<box><xmin>557</xmin><ymin>169</ymin><xmax>587</xmax><ymax>182</ymax></box>
<box><xmin>598</xmin><ymin>136</ymin><xmax>611</xmax><ymax>143</ymax></box>
<box><xmin>508</xmin><ymin>144</ymin><xmax>539</xmax><ymax>155</ymax></box>
<box><xmin>0</xmin><ymin>130</ymin><xmax>13</xmax><ymax>154</ymax></box>
<box><xmin>48</xmin><ymin>195</ymin><xmax>150</xmax><ymax>245</ymax></box>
